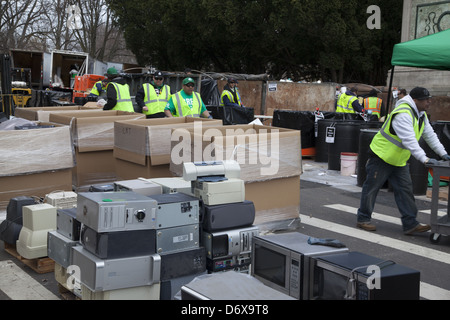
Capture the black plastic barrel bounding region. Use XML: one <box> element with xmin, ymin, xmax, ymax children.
<box><xmin>316</xmin><ymin>119</ymin><xmax>336</xmax><ymax>163</ymax></box>
<box><xmin>357</xmin><ymin>129</ymin><xmax>380</xmax><ymax>187</ymax></box>
<box><xmin>422</xmin><ymin>121</ymin><xmax>450</xmax><ymax>158</ymax></box>
<box><xmin>272</xmin><ymin>110</ymin><xmax>316</xmax><ymax>149</ymax></box>
<box><xmin>328</xmin><ymin>121</ymin><xmax>366</xmax><ymax>171</ymax></box>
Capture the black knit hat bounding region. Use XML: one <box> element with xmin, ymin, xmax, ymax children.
<box><xmin>410</xmin><ymin>87</ymin><xmax>431</xmax><ymax>100</ymax></box>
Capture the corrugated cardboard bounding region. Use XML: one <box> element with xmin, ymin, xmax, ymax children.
<box><xmin>72</xmin><ymin>149</ymin><xmax>118</xmax><ymax>191</ymax></box>
<box><xmin>0</xmin><ymin>123</ymin><xmax>74</xmax><ymax>176</ymax></box>
<box><xmin>114</xmin><ymin>117</ymin><xmax>223</xmax><ymax>166</ymax></box>
<box><xmin>0</xmin><ymin>169</ymin><xmax>72</xmax><ymax>209</ymax></box>
<box><xmin>15</xmin><ymin>106</ymin><xmax>80</xmax><ymax>121</ymax></box>
<box><xmin>170</xmin><ymin>124</ymin><xmax>302</xmax><ymax>183</ymax></box>
<box><xmin>14</xmin><ymin>106</ymin><xmax>102</xmax><ymax>122</ymax></box>
<box><xmin>246</xmin><ymin>175</ymin><xmax>300</xmax><ymax>225</ymax></box>
<box><xmin>46</xmin><ymin>110</ymin><xmax>145</xmax><ymax>189</ymax></box>
<box><xmin>49</xmin><ymin>110</ymin><xmax>145</xmax><ymax>152</ymax></box>
<box><xmin>114</xmin><ymin>158</ymin><xmax>172</xmax><ymax>181</ymax></box>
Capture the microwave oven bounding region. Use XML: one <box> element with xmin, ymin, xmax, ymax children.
<box><xmin>251</xmin><ymin>232</ymin><xmax>348</xmax><ymax>300</ymax></box>
<box><xmin>310</xmin><ymin>251</ymin><xmax>420</xmax><ymax>300</ymax></box>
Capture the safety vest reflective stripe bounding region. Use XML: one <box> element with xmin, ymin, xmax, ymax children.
<box><xmin>174</xmin><ymin>92</ymin><xmax>201</xmax><ymax>117</ymax></box>
<box><xmin>110</xmin><ymin>83</ymin><xmax>132</xmax><ymax>103</ymax></box>
<box><xmin>109</xmin><ymin>83</ymin><xmax>134</xmax><ymax>112</ymax></box>
<box><xmin>220</xmin><ymin>89</ymin><xmax>242</xmax><ymax>107</ymax></box>
<box><xmin>378</xmin><ymin>106</ymin><xmax>413</xmax><ymax>150</ymax></box>
<box><xmin>144</xmin><ymin>84</ymin><xmax>170</xmax><ymax>105</ymax></box>
<box><xmin>364</xmin><ymin>97</ymin><xmax>382</xmax><ymax>116</ymax></box>
<box><xmin>371</xmin><ymin>104</ymin><xmax>425</xmax><ymax>166</ymax></box>
<box><xmin>337</xmin><ymin>94</ymin><xmax>357</xmax><ymax>113</ymax></box>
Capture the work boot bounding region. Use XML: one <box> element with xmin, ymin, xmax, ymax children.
<box><xmin>404</xmin><ymin>223</ymin><xmax>431</xmax><ymax>235</ymax></box>
<box><xmin>357</xmin><ymin>222</ymin><xmax>377</xmax><ymax>231</ymax></box>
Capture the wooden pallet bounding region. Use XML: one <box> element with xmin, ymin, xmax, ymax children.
<box><xmin>4</xmin><ymin>243</ymin><xmax>55</xmax><ymax>274</ymax></box>
<box><xmin>57</xmin><ymin>283</ymin><xmax>80</xmax><ymax>300</ymax></box>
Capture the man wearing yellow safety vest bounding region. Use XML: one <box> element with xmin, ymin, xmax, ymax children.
<box><xmin>357</xmin><ymin>87</ymin><xmax>450</xmax><ymax>235</ymax></box>
<box><xmin>135</xmin><ymin>71</ymin><xmax>171</xmax><ymax>118</ymax></box>
<box><xmin>363</xmin><ymin>89</ymin><xmax>385</xmax><ymax>119</ymax></box>
<box><xmin>102</xmin><ymin>67</ymin><xmax>134</xmax><ymax>113</ymax></box>
<box><xmin>335</xmin><ymin>87</ymin><xmax>364</xmax><ymax>114</ymax></box>
<box><xmin>220</xmin><ymin>78</ymin><xmax>245</xmax><ymax>108</ymax></box>
<box><xmin>164</xmin><ymin>77</ymin><xmax>212</xmax><ymax>119</ymax></box>
<box><xmin>89</xmin><ymin>78</ymin><xmax>109</xmax><ymax>100</ymax></box>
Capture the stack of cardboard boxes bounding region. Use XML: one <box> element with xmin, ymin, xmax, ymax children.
<box><xmin>4</xmin><ymin>108</ymin><xmax>301</xmax><ymax>227</ymax></box>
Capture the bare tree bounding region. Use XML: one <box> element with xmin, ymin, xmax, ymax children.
<box><xmin>0</xmin><ymin>0</ymin><xmax>135</xmax><ymax>64</ymax></box>
<box><xmin>71</xmin><ymin>0</ymin><xmax>134</xmax><ymax>63</ymax></box>
<box><xmin>40</xmin><ymin>0</ymin><xmax>80</xmax><ymax>51</ymax></box>
<box><xmin>0</xmin><ymin>0</ymin><xmax>46</xmax><ymax>53</ymax></box>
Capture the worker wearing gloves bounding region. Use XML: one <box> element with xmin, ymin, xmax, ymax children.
<box><xmin>100</xmin><ymin>67</ymin><xmax>134</xmax><ymax>112</ymax></box>
<box><xmin>357</xmin><ymin>87</ymin><xmax>450</xmax><ymax>235</ymax></box>
<box><xmin>164</xmin><ymin>77</ymin><xmax>212</xmax><ymax>118</ymax></box>
<box><xmin>135</xmin><ymin>70</ymin><xmax>171</xmax><ymax>118</ymax></box>
<box><xmin>89</xmin><ymin>78</ymin><xmax>109</xmax><ymax>100</ymax></box>
<box><xmin>336</xmin><ymin>87</ymin><xmax>364</xmax><ymax>114</ymax></box>
<box><xmin>220</xmin><ymin>78</ymin><xmax>245</xmax><ymax>108</ymax></box>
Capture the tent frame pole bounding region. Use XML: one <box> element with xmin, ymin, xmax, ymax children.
<box><xmin>387</xmin><ymin>66</ymin><xmax>395</xmax><ymax>114</ymax></box>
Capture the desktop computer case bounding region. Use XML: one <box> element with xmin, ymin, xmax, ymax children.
<box><xmin>72</xmin><ymin>246</ymin><xmax>161</xmax><ymax>292</ymax></box>
<box><xmin>201</xmin><ymin>201</ymin><xmax>255</xmax><ymax>232</ymax></box>
<box><xmin>80</xmin><ymin>225</ymin><xmax>157</xmax><ymax>259</ymax></box>
<box><xmin>151</xmin><ymin>193</ymin><xmax>200</xmax><ymax>229</ymax></box>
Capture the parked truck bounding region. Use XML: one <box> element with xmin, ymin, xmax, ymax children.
<box><xmin>9</xmin><ymin>49</ymin><xmax>108</xmax><ymax>90</ymax></box>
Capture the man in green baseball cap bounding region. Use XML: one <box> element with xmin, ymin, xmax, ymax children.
<box><xmin>100</xmin><ymin>67</ymin><xmax>134</xmax><ymax>112</ymax></box>
<box><xmin>164</xmin><ymin>77</ymin><xmax>212</xmax><ymax>118</ymax></box>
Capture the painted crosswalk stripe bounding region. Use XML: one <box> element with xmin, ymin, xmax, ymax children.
<box><xmin>420</xmin><ymin>282</ymin><xmax>450</xmax><ymax>300</ymax></box>
<box><xmin>299</xmin><ymin>213</ymin><xmax>450</xmax><ymax>265</ymax></box>
<box><xmin>324</xmin><ymin>204</ymin><xmax>446</xmax><ymax>227</ymax></box>
<box><xmin>419</xmin><ymin>209</ymin><xmax>447</xmax><ymax>216</ymax></box>
<box><xmin>324</xmin><ymin>204</ymin><xmax>402</xmax><ymax>226</ymax></box>
<box><xmin>299</xmin><ymin>213</ymin><xmax>450</xmax><ymax>300</ymax></box>
<box><xmin>0</xmin><ymin>260</ymin><xmax>60</xmax><ymax>300</ymax></box>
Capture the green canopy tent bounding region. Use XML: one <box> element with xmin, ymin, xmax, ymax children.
<box><xmin>387</xmin><ymin>29</ymin><xmax>450</xmax><ymax>112</ymax></box>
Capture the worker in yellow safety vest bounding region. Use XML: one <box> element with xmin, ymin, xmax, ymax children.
<box><xmin>220</xmin><ymin>78</ymin><xmax>245</xmax><ymax>108</ymax></box>
<box><xmin>101</xmin><ymin>67</ymin><xmax>134</xmax><ymax>112</ymax></box>
<box><xmin>135</xmin><ymin>70</ymin><xmax>171</xmax><ymax>118</ymax></box>
<box><xmin>89</xmin><ymin>79</ymin><xmax>109</xmax><ymax>100</ymax></box>
<box><xmin>335</xmin><ymin>87</ymin><xmax>363</xmax><ymax>114</ymax></box>
<box><xmin>357</xmin><ymin>87</ymin><xmax>450</xmax><ymax>235</ymax></box>
<box><xmin>164</xmin><ymin>77</ymin><xmax>212</xmax><ymax>118</ymax></box>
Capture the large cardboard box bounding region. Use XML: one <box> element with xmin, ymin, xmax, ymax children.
<box><xmin>113</xmin><ymin>117</ymin><xmax>223</xmax><ymax>180</ymax></box>
<box><xmin>246</xmin><ymin>175</ymin><xmax>300</xmax><ymax>225</ymax></box>
<box><xmin>168</xmin><ymin>124</ymin><xmax>301</xmax><ymax>225</ymax></box>
<box><xmin>14</xmin><ymin>105</ymin><xmax>102</xmax><ymax>122</ymax></box>
<box><xmin>169</xmin><ymin>124</ymin><xmax>302</xmax><ymax>183</ymax></box>
<box><xmin>50</xmin><ymin>110</ymin><xmax>145</xmax><ymax>152</ymax></box>
<box><xmin>49</xmin><ymin>110</ymin><xmax>146</xmax><ymax>189</ymax></box>
<box><xmin>0</xmin><ymin>169</ymin><xmax>72</xmax><ymax>209</ymax></box>
<box><xmin>0</xmin><ymin>123</ymin><xmax>74</xmax><ymax>208</ymax></box>
<box><xmin>0</xmin><ymin>123</ymin><xmax>74</xmax><ymax>176</ymax></box>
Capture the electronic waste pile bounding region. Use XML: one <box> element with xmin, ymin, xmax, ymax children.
<box><xmin>0</xmin><ymin>160</ymin><xmax>268</xmax><ymax>300</ymax></box>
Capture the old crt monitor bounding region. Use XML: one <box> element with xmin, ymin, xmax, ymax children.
<box><xmin>311</xmin><ymin>251</ymin><xmax>420</xmax><ymax>300</ymax></box>
<box><xmin>251</xmin><ymin>232</ymin><xmax>348</xmax><ymax>300</ymax></box>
